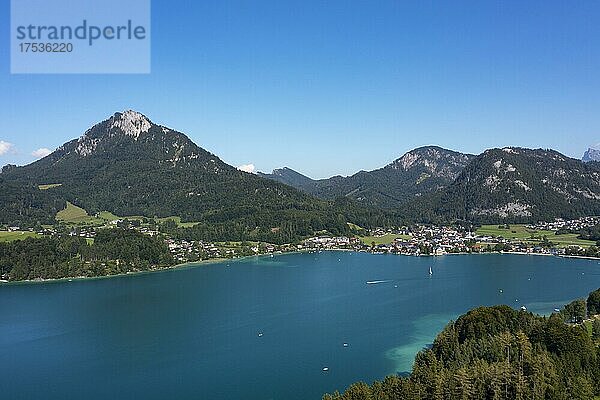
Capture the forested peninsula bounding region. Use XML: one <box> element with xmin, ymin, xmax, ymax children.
<box><xmin>325</xmin><ymin>288</ymin><xmax>600</xmax><ymax>400</ymax></box>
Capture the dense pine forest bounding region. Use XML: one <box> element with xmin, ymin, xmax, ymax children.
<box><xmin>159</xmin><ymin>197</ymin><xmax>398</xmax><ymax>244</ymax></box>
<box><xmin>324</xmin><ymin>288</ymin><xmax>600</xmax><ymax>400</ymax></box>
<box><xmin>0</xmin><ymin>177</ymin><xmax>66</xmax><ymax>227</ymax></box>
<box><xmin>0</xmin><ymin>228</ymin><xmax>174</xmax><ymax>281</ymax></box>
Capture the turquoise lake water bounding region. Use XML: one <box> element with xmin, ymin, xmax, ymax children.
<box><xmin>1</xmin><ymin>251</ymin><xmax>599</xmax><ymax>399</ymax></box>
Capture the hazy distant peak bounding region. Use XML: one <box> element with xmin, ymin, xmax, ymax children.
<box><xmin>583</xmin><ymin>147</ymin><xmax>600</xmax><ymax>162</ymax></box>
<box><xmin>257</xmin><ymin>167</ymin><xmax>315</xmax><ymax>188</ymax></box>
<box><xmin>271</xmin><ymin>167</ymin><xmax>303</xmax><ymax>176</ymax></box>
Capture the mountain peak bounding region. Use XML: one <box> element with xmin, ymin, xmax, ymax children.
<box><xmin>1</xmin><ymin>112</ymin><xmax>322</xmax><ymax>226</ymax></box>
<box><xmin>68</xmin><ymin>110</ymin><xmax>159</xmax><ymax>156</ymax></box>
<box><xmin>433</xmin><ymin>147</ymin><xmax>600</xmax><ymax>222</ymax></box>
<box><xmin>109</xmin><ymin>110</ymin><xmax>152</xmax><ymax>139</ymax></box>
<box><xmin>388</xmin><ymin>146</ymin><xmax>474</xmax><ymax>177</ymax></box>
<box><xmin>583</xmin><ymin>147</ymin><xmax>600</xmax><ymax>163</ymax></box>
<box><xmin>47</xmin><ymin>110</ymin><xmax>196</xmax><ymax>160</ymax></box>
<box><xmin>272</xmin><ymin>167</ymin><xmax>296</xmax><ymax>176</ymax></box>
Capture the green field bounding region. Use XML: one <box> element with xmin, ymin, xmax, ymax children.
<box><xmin>98</xmin><ymin>212</ymin><xmax>149</xmax><ymax>223</ymax></box>
<box><xmin>56</xmin><ymin>202</ymin><xmax>103</xmax><ymax>225</ymax></box>
<box><xmin>156</xmin><ymin>216</ymin><xmax>200</xmax><ymax>228</ymax></box>
<box><xmin>56</xmin><ymin>202</ymin><xmax>89</xmax><ymax>222</ymax></box>
<box><xmin>346</xmin><ymin>222</ymin><xmax>363</xmax><ymax>232</ymax></box>
<box><xmin>0</xmin><ymin>231</ymin><xmax>40</xmax><ymax>242</ymax></box>
<box><xmin>358</xmin><ymin>233</ymin><xmax>412</xmax><ymax>245</ymax></box>
<box><xmin>97</xmin><ymin>211</ymin><xmax>121</xmax><ymax>221</ymax></box>
<box><xmin>57</xmin><ymin>206</ymin><xmax>132</xmax><ymax>226</ymax></box>
<box><xmin>476</xmin><ymin>224</ymin><xmax>552</xmax><ymax>239</ymax></box>
<box><xmin>96</xmin><ymin>212</ymin><xmax>200</xmax><ymax>227</ymax></box>
<box><xmin>56</xmin><ymin>204</ymin><xmax>201</xmax><ymax>228</ymax></box>
<box><xmin>95</xmin><ymin>214</ymin><xmax>199</xmax><ymax>227</ymax></box>
<box><xmin>38</xmin><ymin>183</ymin><xmax>62</xmax><ymax>190</ymax></box>
<box><xmin>217</xmin><ymin>241</ymin><xmax>259</xmax><ymax>247</ymax></box>
<box><xmin>551</xmin><ymin>233</ymin><xmax>596</xmax><ymax>247</ymax></box>
<box><xmin>476</xmin><ymin>224</ymin><xmax>595</xmax><ymax>248</ymax></box>
<box><xmin>584</xmin><ymin>320</ymin><xmax>593</xmax><ymax>337</ymax></box>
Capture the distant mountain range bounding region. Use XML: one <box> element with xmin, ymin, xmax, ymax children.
<box><xmin>1</xmin><ymin>110</ymin><xmax>599</xmax><ymax>232</ymax></box>
<box><xmin>260</xmin><ymin>146</ymin><xmax>474</xmax><ymax>208</ymax></box>
<box><xmin>260</xmin><ymin>147</ymin><xmax>600</xmax><ymax>223</ymax></box>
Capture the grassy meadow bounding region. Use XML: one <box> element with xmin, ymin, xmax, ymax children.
<box><xmin>476</xmin><ymin>224</ymin><xmax>595</xmax><ymax>248</ymax></box>
<box><xmin>0</xmin><ymin>231</ymin><xmax>41</xmax><ymax>242</ymax></box>
<box><xmin>358</xmin><ymin>233</ymin><xmax>412</xmax><ymax>246</ymax></box>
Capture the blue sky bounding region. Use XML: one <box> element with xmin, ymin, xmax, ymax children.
<box><xmin>1</xmin><ymin>0</ymin><xmax>599</xmax><ymax>178</ymax></box>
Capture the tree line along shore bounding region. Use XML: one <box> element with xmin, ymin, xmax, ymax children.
<box><xmin>324</xmin><ymin>288</ymin><xmax>600</xmax><ymax>400</ymax></box>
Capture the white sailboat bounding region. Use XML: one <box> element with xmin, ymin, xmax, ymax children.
<box><xmin>429</xmin><ymin>266</ymin><xmax>433</xmax><ymax>275</ymax></box>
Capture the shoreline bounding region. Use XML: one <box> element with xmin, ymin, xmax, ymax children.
<box><xmin>439</xmin><ymin>251</ymin><xmax>553</xmax><ymax>257</ymax></box>
<box><xmin>0</xmin><ymin>251</ymin><xmax>307</xmax><ymax>286</ymax></box>
<box><xmin>558</xmin><ymin>254</ymin><xmax>600</xmax><ymax>260</ymax></box>
<box><xmin>2</xmin><ymin>249</ymin><xmax>598</xmax><ymax>286</ymax></box>
<box><xmin>0</xmin><ymin>257</ymin><xmax>230</xmax><ymax>286</ymax></box>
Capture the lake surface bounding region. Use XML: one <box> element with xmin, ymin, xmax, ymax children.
<box><xmin>1</xmin><ymin>252</ymin><xmax>599</xmax><ymax>399</ymax></box>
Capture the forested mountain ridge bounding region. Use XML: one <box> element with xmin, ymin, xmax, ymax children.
<box><xmin>257</xmin><ymin>167</ymin><xmax>316</xmax><ymax>190</ymax></box>
<box><xmin>2</xmin><ymin>110</ymin><xmax>302</xmax><ymax>220</ymax></box>
<box><xmin>260</xmin><ymin>146</ymin><xmax>474</xmax><ymax>208</ymax></box>
<box><xmin>1</xmin><ymin>110</ymin><xmax>329</xmax><ymax>219</ymax></box>
<box><xmin>412</xmin><ymin>147</ymin><xmax>600</xmax><ymax>223</ymax></box>
<box><xmin>0</xmin><ymin>111</ymin><xmax>396</xmax><ymax>239</ymax></box>
<box><xmin>0</xmin><ymin>177</ymin><xmax>65</xmax><ymax>227</ymax></box>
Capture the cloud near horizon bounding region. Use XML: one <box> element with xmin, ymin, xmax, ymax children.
<box><xmin>237</xmin><ymin>163</ymin><xmax>256</xmax><ymax>173</ymax></box>
<box><xmin>32</xmin><ymin>148</ymin><xmax>52</xmax><ymax>158</ymax></box>
<box><xmin>0</xmin><ymin>141</ymin><xmax>13</xmax><ymax>156</ymax></box>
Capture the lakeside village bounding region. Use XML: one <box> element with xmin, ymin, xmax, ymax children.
<box><xmin>5</xmin><ymin>216</ymin><xmax>600</xmax><ymax>264</ymax></box>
